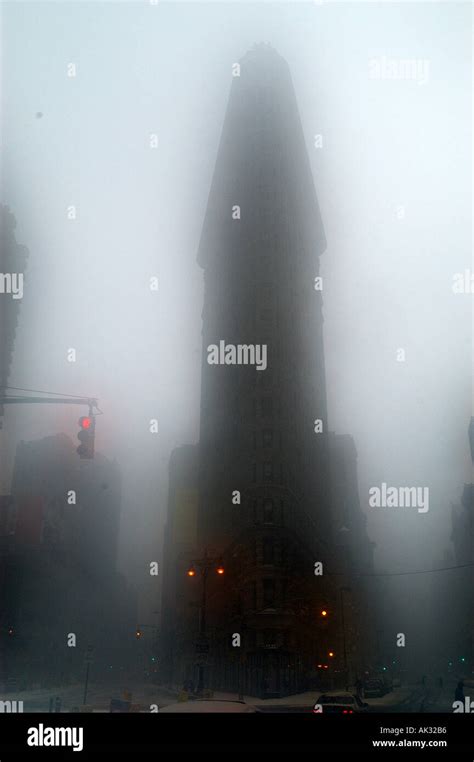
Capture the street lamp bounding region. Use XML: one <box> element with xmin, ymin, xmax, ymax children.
<box><xmin>340</xmin><ymin>586</ymin><xmax>351</xmax><ymax>690</ymax></box>
<box><xmin>186</xmin><ymin>549</ymin><xmax>225</xmax><ymax>695</ymax></box>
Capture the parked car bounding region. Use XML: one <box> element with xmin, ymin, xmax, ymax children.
<box><xmin>314</xmin><ymin>691</ymin><xmax>369</xmax><ymax>714</ymax></box>
<box><xmin>363</xmin><ymin>678</ymin><xmax>389</xmax><ymax>698</ymax></box>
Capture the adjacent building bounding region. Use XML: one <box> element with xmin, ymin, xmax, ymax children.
<box><xmin>1</xmin><ymin>434</ymin><xmax>136</xmax><ymax>690</ymax></box>
<box><xmin>450</xmin><ymin>419</ymin><xmax>474</xmax><ymax>675</ymax></box>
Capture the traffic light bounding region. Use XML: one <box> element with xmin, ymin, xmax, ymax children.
<box><xmin>77</xmin><ymin>415</ymin><xmax>95</xmax><ymax>459</ymax></box>
<box><xmin>135</xmin><ymin>628</ymin><xmax>142</xmax><ymax>640</ymax></box>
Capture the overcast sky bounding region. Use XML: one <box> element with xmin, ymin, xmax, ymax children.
<box><xmin>1</xmin><ymin>2</ymin><xmax>472</xmax><ymax>613</ymax></box>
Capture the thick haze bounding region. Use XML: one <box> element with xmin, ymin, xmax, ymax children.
<box><xmin>1</xmin><ymin>1</ymin><xmax>472</xmax><ymax>623</ymax></box>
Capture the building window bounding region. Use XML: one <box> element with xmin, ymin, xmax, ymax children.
<box><xmin>262</xmin><ymin>538</ymin><xmax>274</xmax><ymax>565</ymax></box>
<box><xmin>263</xmin><ymin>629</ymin><xmax>277</xmax><ymax>649</ymax></box>
<box><xmin>263</xmin><ymin>499</ymin><xmax>274</xmax><ymax>524</ymax></box>
<box><xmin>252</xmin><ymin>463</ymin><xmax>257</xmax><ymax>483</ymax></box>
<box><xmin>252</xmin><ymin>500</ymin><xmax>258</xmax><ymax>523</ymax></box>
<box><xmin>260</xmin><ymin>396</ymin><xmax>273</xmax><ymax>417</ymax></box>
<box><xmin>263</xmin><ymin>579</ymin><xmax>275</xmax><ymax>607</ymax></box>
<box><xmin>263</xmin><ymin>462</ymin><xmax>273</xmax><ymax>481</ymax></box>
<box><xmin>263</xmin><ymin>429</ymin><xmax>273</xmax><ymax>447</ymax></box>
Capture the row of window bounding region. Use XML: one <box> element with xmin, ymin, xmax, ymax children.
<box><xmin>233</xmin><ymin>628</ymin><xmax>283</xmax><ymax>651</ymax></box>
<box><xmin>253</xmin><ymin>498</ymin><xmax>276</xmax><ymax>524</ymax></box>
<box><xmin>251</xmin><ymin>462</ymin><xmax>297</xmax><ymax>489</ymax></box>
<box><xmin>248</xmin><ymin>577</ymin><xmax>287</xmax><ymax>609</ymax></box>
<box><xmin>251</xmin><ymin>461</ymin><xmax>279</xmax><ymax>483</ymax></box>
<box><xmin>261</xmin><ymin>429</ymin><xmax>273</xmax><ymax>447</ymax></box>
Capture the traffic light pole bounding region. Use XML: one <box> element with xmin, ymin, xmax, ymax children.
<box><xmin>0</xmin><ymin>396</ymin><xmax>97</xmax><ymax>409</ymax></box>
<box><xmin>197</xmin><ymin>567</ymin><xmax>209</xmax><ymax>695</ymax></box>
<box><xmin>340</xmin><ymin>587</ymin><xmax>350</xmax><ymax>691</ymax></box>
<box><xmin>187</xmin><ymin>551</ymin><xmax>225</xmax><ymax>696</ymax></box>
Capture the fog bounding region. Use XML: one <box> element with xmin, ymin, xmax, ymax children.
<box><xmin>1</xmin><ymin>0</ymin><xmax>472</xmax><ymax>669</ymax></box>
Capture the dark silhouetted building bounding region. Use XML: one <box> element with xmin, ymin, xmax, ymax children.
<box><xmin>160</xmin><ymin>445</ymin><xmax>199</xmax><ymax>686</ymax></box>
<box><xmin>161</xmin><ymin>44</ymin><xmax>374</xmax><ymax>698</ymax></box>
<box><xmin>162</xmin><ymin>44</ymin><xmax>371</xmax><ymax>698</ymax></box>
<box><xmin>1</xmin><ymin>434</ymin><xmax>136</xmax><ymax>689</ymax></box>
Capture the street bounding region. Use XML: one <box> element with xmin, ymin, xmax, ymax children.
<box><xmin>0</xmin><ymin>680</ymin><xmax>464</xmax><ymax>714</ymax></box>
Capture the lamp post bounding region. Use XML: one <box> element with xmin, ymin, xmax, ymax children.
<box><xmin>340</xmin><ymin>586</ymin><xmax>351</xmax><ymax>690</ymax></box>
<box><xmin>187</xmin><ymin>550</ymin><xmax>224</xmax><ymax>695</ymax></box>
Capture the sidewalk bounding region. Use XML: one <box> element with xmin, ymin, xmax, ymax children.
<box><xmin>0</xmin><ymin>682</ymin><xmax>179</xmax><ymax>712</ymax></box>
<box><xmin>363</xmin><ymin>685</ymin><xmax>419</xmax><ymax>708</ymax></box>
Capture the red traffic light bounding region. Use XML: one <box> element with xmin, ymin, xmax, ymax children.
<box><xmin>77</xmin><ymin>415</ymin><xmax>95</xmax><ymax>459</ymax></box>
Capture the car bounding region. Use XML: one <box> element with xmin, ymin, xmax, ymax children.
<box><xmin>159</xmin><ymin>699</ymin><xmax>258</xmax><ymax>713</ymax></box>
<box><xmin>313</xmin><ymin>691</ymin><xmax>369</xmax><ymax>714</ymax></box>
<box><xmin>363</xmin><ymin>679</ymin><xmax>389</xmax><ymax>698</ymax></box>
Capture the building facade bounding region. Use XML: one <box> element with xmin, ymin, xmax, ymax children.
<box><xmin>1</xmin><ymin>434</ymin><xmax>136</xmax><ymax>690</ymax></box>
<box><xmin>194</xmin><ymin>44</ymin><xmax>354</xmax><ymax>697</ymax></box>
<box><xmin>161</xmin><ymin>44</ymin><xmax>375</xmax><ymax>699</ymax></box>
